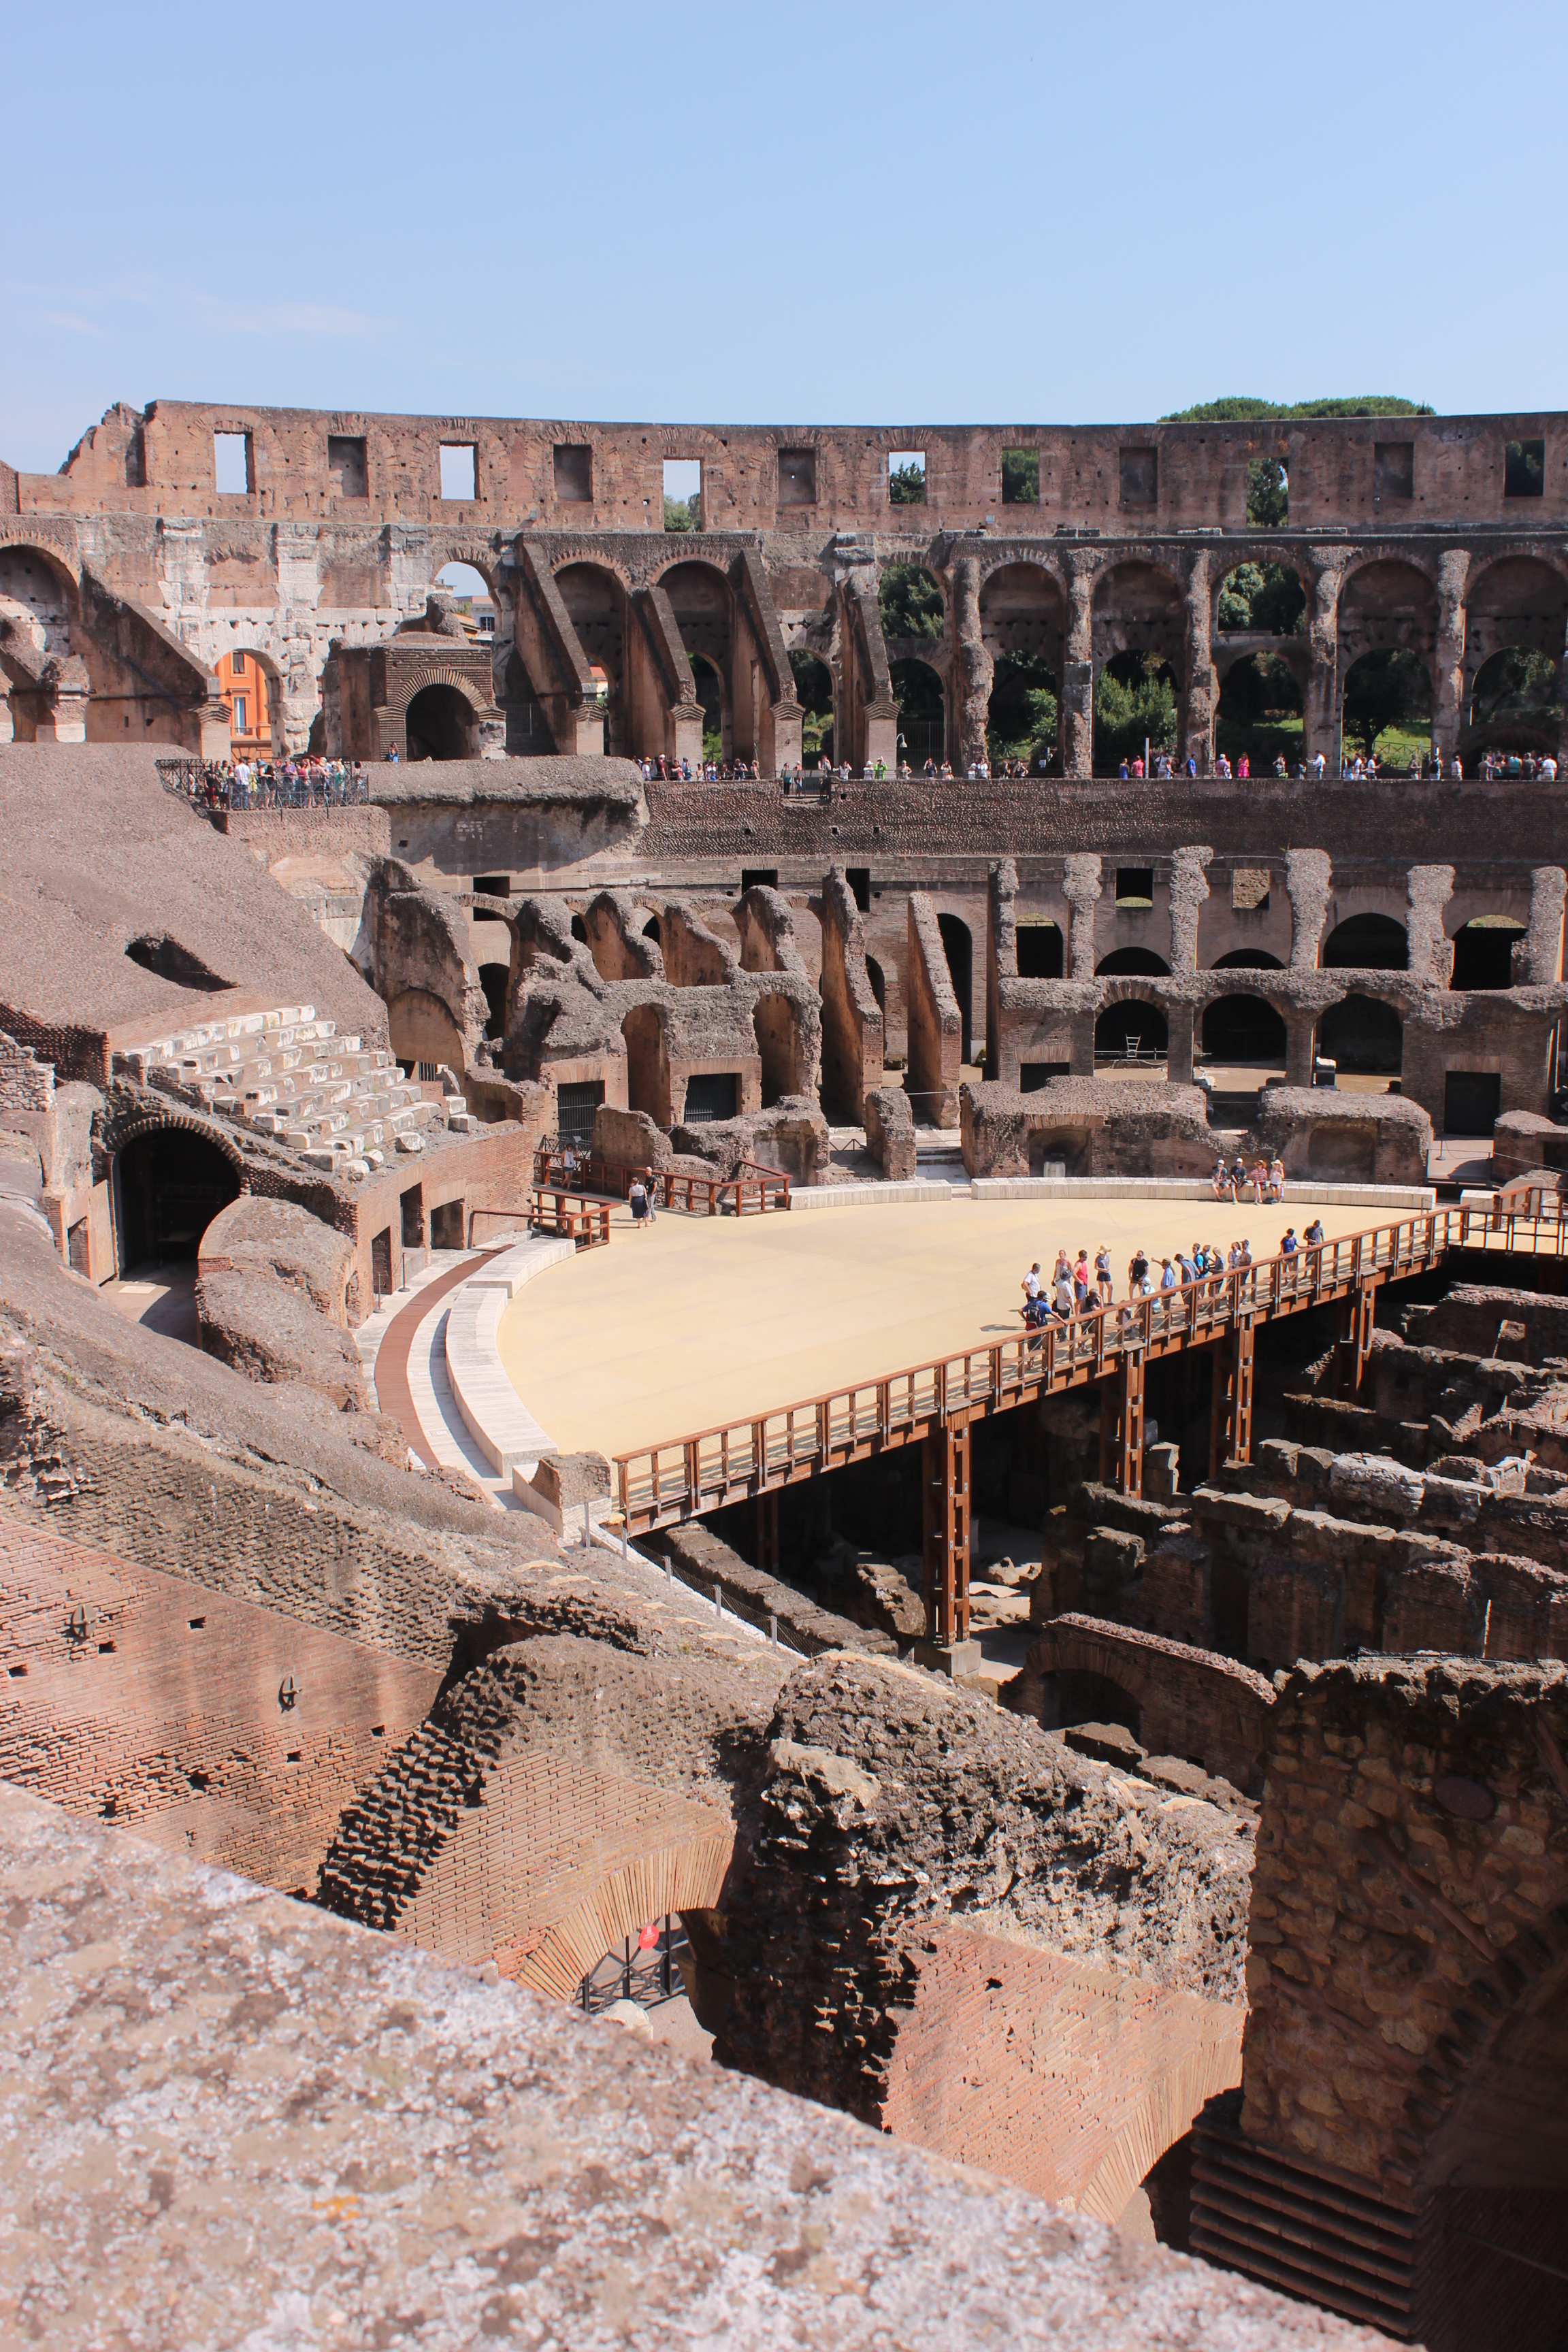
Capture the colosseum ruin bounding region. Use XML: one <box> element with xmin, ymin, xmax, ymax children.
<box><xmin>3</xmin><ymin>400</ymin><xmax>1568</xmax><ymax>2351</ymax></box>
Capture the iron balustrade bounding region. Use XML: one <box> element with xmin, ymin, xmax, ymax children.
<box><xmin>612</xmin><ymin>1203</ymin><xmax>1568</xmax><ymax>1532</ymax></box>
<box><xmin>156</xmin><ymin>757</ymin><xmax>370</xmax><ymax>809</ymax></box>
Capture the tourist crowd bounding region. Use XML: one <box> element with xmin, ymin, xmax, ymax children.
<box><xmin>166</xmin><ymin>757</ymin><xmax>370</xmax><ymax>809</ymax></box>
<box><xmin>1017</xmin><ymin>1191</ymin><xmax>1329</xmax><ymax>1333</ymax></box>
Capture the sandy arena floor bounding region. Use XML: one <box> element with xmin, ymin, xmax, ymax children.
<box><xmin>497</xmin><ymin>1190</ymin><xmax>1379</xmax><ymax>1460</ymax></box>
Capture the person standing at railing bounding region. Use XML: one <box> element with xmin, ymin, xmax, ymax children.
<box><xmin>1051</xmin><ymin>1262</ymin><xmax>1076</xmax><ymax>1322</ymax></box>
<box><xmin>1095</xmin><ymin>1245</ymin><xmax>1113</xmax><ymax>1305</ymax></box>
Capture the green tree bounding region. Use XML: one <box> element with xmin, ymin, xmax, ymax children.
<box><xmin>1245</xmin><ymin>456</ymin><xmax>1288</xmax><ymax>527</ymax></box>
<box><xmin>1001</xmin><ymin>448</ymin><xmax>1039</xmax><ymax>504</ymax></box>
<box><xmin>1218</xmin><ymin>560</ymin><xmax>1306</xmax><ymax>636</ymax></box>
<box><xmin>878</xmin><ymin>564</ymin><xmax>945</xmax><ymax>641</ymax></box>
<box><xmin>1094</xmin><ymin>655</ymin><xmax>1177</xmax><ymax>772</ymax></box>
<box><xmin>888</xmin><ymin>459</ymin><xmax>926</xmax><ymax>506</ymax></box>
<box><xmin>1341</xmin><ymin>649</ymin><xmax>1431</xmax><ymax>759</ymax></box>
<box><xmin>1163</xmin><ymin>396</ymin><xmax>1435</xmax><ymax>423</ymax></box>
<box><xmin>987</xmin><ymin>651</ymin><xmax>1058</xmax><ymax>766</ymax></box>
<box><xmin>664</xmin><ymin>493</ymin><xmax>700</xmax><ymax>532</ymax></box>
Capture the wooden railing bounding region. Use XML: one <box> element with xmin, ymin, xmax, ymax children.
<box><xmin>532</xmin><ymin>1149</ymin><xmax>789</xmax><ymax>1217</ymax></box>
<box><xmin>528</xmin><ymin>1189</ymin><xmax>612</xmax><ymax>1249</ymax></box>
<box><xmin>611</xmin><ymin>1203</ymin><xmax>1568</xmax><ymax>1531</ymax></box>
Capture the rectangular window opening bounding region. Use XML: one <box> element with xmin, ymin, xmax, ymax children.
<box><xmin>232</xmin><ymin>696</ymin><xmax>247</xmax><ymax>734</ymax></box>
<box><xmin>740</xmin><ymin>868</ymin><xmax>779</xmax><ymax>894</ymax></box>
<box><xmin>1443</xmin><ymin>1070</ymin><xmax>1502</xmax><ymax>1137</ymax></box>
<box><xmin>327</xmin><ymin>434</ymin><xmax>368</xmax><ymax>498</ymax></box>
<box><xmin>556</xmin><ymin>1079</ymin><xmax>605</xmax><ymax>1147</ymax></box>
<box><xmin>1232</xmin><ymin>868</ymin><xmax>1271</xmax><ymax>912</ymax></box>
<box><xmin>231</xmin><ymin>651</ymin><xmax>246</xmax><ymax>675</ymax></box>
<box><xmin>440</xmin><ymin>442</ymin><xmax>478</xmax><ymax>502</ymax></box>
<box><xmin>1002</xmin><ymin>448</ymin><xmax>1040</xmax><ymax>505</ymax></box>
<box><xmin>1115</xmin><ymin>867</ymin><xmax>1156</xmax><ymax>907</ymax></box>
<box><xmin>888</xmin><ymin>449</ymin><xmax>926</xmax><ymax>507</ymax></box>
<box><xmin>473</xmin><ymin>874</ymin><xmax>510</xmax><ymax>897</ymax></box>
<box><xmin>1119</xmin><ymin>447</ymin><xmax>1158</xmax><ymax>508</ymax></box>
<box><xmin>554</xmin><ymin>444</ymin><xmax>593</xmax><ymax>502</ymax></box>
<box><xmin>845</xmin><ymin>867</ymin><xmax>871</xmax><ymax>913</ymax></box>
<box><xmin>1374</xmin><ymin>442</ymin><xmax>1414</xmax><ymax>503</ymax></box>
<box><xmin>1505</xmin><ymin>438</ymin><xmax>1545</xmax><ymax>499</ymax></box>
<box><xmin>778</xmin><ymin>448</ymin><xmax>817</xmax><ymax>507</ymax></box>
<box><xmin>188</xmin><ymin>1617</ymin><xmax>206</xmax><ymax>1630</ymax></box>
<box><xmin>213</xmin><ymin>431</ymin><xmax>252</xmax><ymax>495</ymax></box>
<box><xmin>663</xmin><ymin>457</ymin><xmax>702</xmax><ymax>532</ymax></box>
<box><xmin>1020</xmin><ymin>1062</ymin><xmax>1071</xmax><ymax>1092</ymax></box>
<box><xmin>683</xmin><ymin>1073</ymin><xmax>740</xmax><ymax>1125</ymax></box>
<box><xmin>1016</xmin><ymin>921</ymin><xmax>1063</xmax><ymax>978</ymax></box>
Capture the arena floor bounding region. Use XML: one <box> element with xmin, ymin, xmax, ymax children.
<box><xmin>498</xmin><ymin>1190</ymin><xmax>1382</xmax><ymax>1460</ymax></box>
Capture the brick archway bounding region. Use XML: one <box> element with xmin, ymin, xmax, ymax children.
<box><xmin>1010</xmin><ymin>1614</ymin><xmax>1275</xmax><ymax>1793</ymax></box>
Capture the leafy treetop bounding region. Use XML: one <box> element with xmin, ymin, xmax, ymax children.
<box><xmin>1161</xmin><ymin>396</ymin><xmax>1435</xmax><ymax>423</ymax></box>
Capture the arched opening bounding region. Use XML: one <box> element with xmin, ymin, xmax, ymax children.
<box><xmin>1212</xmin><ymin>949</ymin><xmax>1284</xmax><ymax>971</ymax></box>
<box><xmin>689</xmin><ymin>651</ymin><xmax>725</xmax><ymax>764</ymax></box>
<box><xmin>0</xmin><ymin>545</ymin><xmax>81</xmax><ymax>738</ymax></box>
<box><xmin>986</xmin><ymin>650</ymin><xmax>1059</xmax><ymax>773</ymax></box>
<box><xmin>125</xmin><ymin>935</ymin><xmax>233</xmax><ymax>992</ymax></box>
<box><xmin>554</xmin><ymin>563</ymin><xmax>624</xmax><ymax>751</ymax></box>
<box><xmin>435</xmin><ymin>561</ymin><xmax>495</xmax><ymax>637</ymax></box>
<box><xmin>789</xmin><ymin>648</ymin><xmax>834</xmax><ymax>769</ymax></box>
<box><xmin>1119</xmin><ymin>2132</ymin><xmax>1195</xmax><ymax>2255</ymax></box>
<box><xmin>1467</xmin><ymin>647</ymin><xmax>1563</xmax><ymax>765</ymax></box>
<box><xmin>387</xmin><ymin>988</ymin><xmax>466</xmax><ymax>1075</ymax></box>
<box><xmin>1201</xmin><ymin>994</ymin><xmax>1287</xmax><ymax>1068</ymax></box>
<box><xmin>1341</xmin><ymin>649</ymin><xmax>1433</xmax><ymax>770</ymax></box>
<box><xmin>1322</xmin><ymin>913</ymin><xmax>1409</xmax><ymax>970</ymax></box>
<box><xmin>1094</xmin><ymin>650</ymin><xmax>1178</xmax><ymax>774</ymax></box>
<box><xmin>1451</xmin><ymin>917</ymin><xmax>1526</xmax><ymax>992</ymax></box>
<box><xmin>1318</xmin><ymin>994</ymin><xmax>1403</xmax><ymax>1077</ymax></box>
<box><xmin>404</xmin><ymin>683</ymin><xmax>476</xmax><ymax>762</ymax></box>
<box><xmin>213</xmin><ymin>646</ymin><xmax>283</xmax><ymax>759</ymax></box>
<box><xmin>570</xmin><ymin>913</ymin><xmax>589</xmax><ymax>945</ymax></box>
<box><xmin>115</xmin><ymin>1126</ymin><xmax>240</xmax><ymax>1278</ymax></box>
<box><xmin>1095</xmin><ymin>998</ymin><xmax>1169</xmax><ymax>1068</ymax></box>
<box><xmin>478</xmin><ymin>963</ymin><xmax>509</xmax><ymax>1040</ymax></box>
<box><xmin>621</xmin><ymin>1005</ymin><xmax>664</xmax><ymax>1122</ymax></box>
<box><xmin>753</xmin><ymin>992</ymin><xmax>800</xmax><ymax>1108</ymax></box>
<box><xmin>1216</xmin><ymin>559</ymin><xmax>1307</xmax><ymax>638</ymax></box>
<box><xmin>891</xmin><ymin>657</ymin><xmax>945</xmax><ymax>770</ymax></box>
<box><xmin>877</xmin><ymin>564</ymin><xmax>945</xmax><ymax>646</ymax></box>
<box><xmin>1096</xmin><ymin>947</ymin><xmax>1171</xmax><ymax>978</ymax></box>
<box><xmin>1056</xmin><ymin>1667</ymin><xmax>1141</xmax><ymax>1741</ymax></box>
<box><xmin>1215</xmin><ymin>651</ymin><xmax>1304</xmax><ymax>774</ymax></box>
<box><xmin>937</xmin><ymin>914</ymin><xmax>973</xmax><ymax>1063</ymax></box>
<box><xmin>642</xmin><ymin>916</ymin><xmax>662</xmax><ymax>945</ymax></box>
<box><xmin>864</xmin><ymin>954</ymin><xmax>888</xmax><ymax>1019</ymax></box>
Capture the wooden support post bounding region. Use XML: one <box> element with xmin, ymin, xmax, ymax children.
<box><xmin>753</xmin><ymin>1490</ymin><xmax>780</xmax><ymax>1578</ymax></box>
<box><xmin>1209</xmin><ymin>1320</ymin><xmax>1256</xmax><ymax>1478</ymax></box>
<box><xmin>1334</xmin><ymin>1280</ymin><xmax>1375</xmax><ymax>1400</ymax></box>
<box><xmin>1098</xmin><ymin>1353</ymin><xmax>1145</xmax><ymax>1497</ymax></box>
<box><xmin>922</xmin><ymin>1422</ymin><xmax>971</xmax><ymax>1646</ymax></box>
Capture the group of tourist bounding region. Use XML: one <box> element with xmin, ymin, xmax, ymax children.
<box><xmin>1017</xmin><ymin>1215</ymin><xmax>1329</xmax><ymax>1329</ymax></box>
<box><xmin>638</xmin><ymin>755</ymin><xmax>765</xmax><ymax>783</ymax></box>
<box><xmin>166</xmin><ymin>757</ymin><xmax>369</xmax><ymax>809</ymax></box>
<box><xmin>1211</xmin><ymin>1154</ymin><xmax>1288</xmax><ymax>1203</ymax></box>
<box><xmin>1479</xmin><ymin>749</ymin><xmax>1559</xmax><ymax>781</ymax></box>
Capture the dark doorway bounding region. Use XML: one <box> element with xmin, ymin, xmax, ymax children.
<box><xmin>405</xmin><ymin>684</ymin><xmax>474</xmax><ymax>761</ymax></box>
<box><xmin>478</xmin><ymin>964</ymin><xmax>508</xmax><ymax>1040</ymax></box>
<box><xmin>1201</xmin><ymin>994</ymin><xmax>1288</xmax><ymax>1065</ymax></box>
<box><xmin>1318</xmin><ymin>994</ymin><xmax>1403</xmax><ymax>1077</ymax></box>
<box><xmin>683</xmin><ymin>1073</ymin><xmax>739</xmax><ymax>1124</ymax></box>
<box><xmin>430</xmin><ymin>1201</ymin><xmax>464</xmax><ymax>1250</ymax></box>
<box><xmin>1451</xmin><ymin>920</ymin><xmax>1525</xmax><ymax>992</ymax></box>
<box><xmin>1095</xmin><ymin>1001</ymin><xmax>1168</xmax><ymax>1062</ymax></box>
<box><xmin>1322</xmin><ymin>913</ymin><xmax>1409</xmax><ymax>970</ymax></box>
<box><xmin>938</xmin><ymin>913</ymin><xmax>973</xmax><ymax>1061</ymax></box>
<box><xmin>1057</xmin><ymin>1668</ymin><xmax>1141</xmax><ymax>1740</ymax></box>
<box><xmin>1096</xmin><ymin>947</ymin><xmax>1171</xmax><ymax>977</ymax></box>
<box><xmin>1444</xmin><ymin>1070</ymin><xmax>1502</xmax><ymax>1137</ymax></box>
<box><xmin>1017</xmin><ymin>924</ymin><xmax>1064</xmax><ymax>979</ymax></box>
<box><xmin>557</xmin><ymin>1080</ymin><xmax>604</xmax><ymax>1148</ymax></box>
<box><xmin>115</xmin><ymin>1128</ymin><xmax>240</xmax><ymax>1273</ymax></box>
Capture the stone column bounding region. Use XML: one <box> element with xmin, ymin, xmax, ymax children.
<box><xmin>1169</xmin><ymin>845</ymin><xmax>1212</xmax><ymax>973</ymax></box>
<box><xmin>1181</xmin><ymin>553</ymin><xmax>1213</xmax><ymax>775</ymax></box>
<box><xmin>1166</xmin><ymin>1003</ymin><xmax>1196</xmax><ymax>1087</ymax></box>
<box><xmin>1062</xmin><ymin>853</ymin><xmax>1102</xmax><ymax>979</ymax></box>
<box><xmin>1285</xmin><ymin>847</ymin><xmax>1333</xmax><ymax>970</ymax></box>
<box><xmin>1284</xmin><ymin>1011</ymin><xmax>1316</xmax><ymax>1088</ymax></box>
<box><xmin>1063</xmin><ymin>559</ymin><xmax>1095</xmax><ymax>778</ymax></box>
<box><xmin>1303</xmin><ymin>559</ymin><xmax>1343</xmax><ymax>773</ymax></box>
<box><xmin>1407</xmin><ymin>865</ymin><xmax>1455</xmax><ymax>989</ymax></box>
<box><xmin>953</xmin><ymin>555</ymin><xmax>993</xmax><ymax>774</ymax></box>
<box><xmin>1432</xmin><ymin>549</ymin><xmax>1469</xmax><ymax>775</ymax></box>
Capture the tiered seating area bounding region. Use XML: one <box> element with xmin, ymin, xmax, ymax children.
<box><xmin>114</xmin><ymin>1005</ymin><xmax>475</xmax><ymax>1174</ymax></box>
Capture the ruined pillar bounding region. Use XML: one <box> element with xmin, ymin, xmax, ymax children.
<box><xmin>1166</xmin><ymin>1004</ymin><xmax>1196</xmax><ymax>1088</ymax></box>
<box><xmin>1062</xmin><ymin>853</ymin><xmax>1102</xmax><ymax>980</ymax></box>
<box><xmin>1284</xmin><ymin>1012</ymin><xmax>1316</xmax><ymax>1088</ymax></box>
<box><xmin>1169</xmin><ymin>846</ymin><xmax>1212</xmax><ymax>973</ymax></box>
<box><xmin>1063</xmin><ymin>560</ymin><xmax>1095</xmax><ymax>779</ymax></box>
<box><xmin>1407</xmin><ymin>865</ymin><xmax>1455</xmax><ymax>989</ymax></box>
<box><xmin>1181</xmin><ymin>553</ymin><xmax>1214</xmax><ymax>776</ymax></box>
<box><xmin>1285</xmin><ymin>848</ymin><xmax>1333</xmax><ymax>970</ymax></box>
<box><xmin>1432</xmin><ymin>549</ymin><xmax>1469</xmax><ymax>774</ymax></box>
<box><xmin>1522</xmin><ymin>868</ymin><xmax>1568</xmax><ymax>986</ymax></box>
<box><xmin>1303</xmin><ymin>561</ymin><xmax>1343</xmax><ymax>773</ymax></box>
<box><xmin>953</xmin><ymin>555</ymin><xmax>993</xmax><ymax>775</ymax></box>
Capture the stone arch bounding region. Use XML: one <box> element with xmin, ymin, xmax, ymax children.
<box><xmin>1337</xmin><ymin>555</ymin><xmax>1439</xmax><ymax>657</ymax></box>
<box><xmin>1202</xmin><ymin>990</ymin><xmax>1287</xmax><ymax>1067</ymax></box>
<box><xmin>1091</xmin><ymin>562</ymin><xmax>1184</xmax><ymax>775</ymax></box>
<box><xmin>401</xmin><ymin>673</ymin><xmax>483</xmax><ymax>761</ymax></box>
<box><xmin>386</xmin><ymin>987</ymin><xmax>468</xmax><ymax>1074</ymax></box>
<box><xmin>1318</xmin><ymin>990</ymin><xmax>1404</xmax><ymax>1077</ymax></box>
<box><xmin>1094</xmin><ymin>988</ymin><xmax>1169</xmax><ymax>1067</ymax></box>
<box><xmin>1096</xmin><ymin>947</ymin><xmax>1171</xmax><ymax>977</ymax></box>
<box><xmin>1091</xmin><ymin>560</ymin><xmax>1186</xmax><ymax>666</ymax></box>
<box><xmin>0</xmin><ymin>531</ymin><xmax>82</xmax><ymax>589</ymax></box>
<box><xmin>212</xmin><ymin>641</ymin><xmax>284</xmax><ymax>757</ymax></box>
<box><xmin>891</xmin><ymin>655</ymin><xmax>947</xmax><ymax>770</ymax></box>
<box><xmin>1322</xmin><ymin>911</ymin><xmax>1409</xmax><ymax>970</ymax></box>
<box><xmin>1013</xmin><ymin>1616</ymin><xmax>1275</xmax><ymax>1793</ymax></box>
<box><xmin>0</xmin><ymin>540</ymin><xmax>81</xmax><ymax>653</ymax></box>
<box><xmin>554</xmin><ymin>560</ymin><xmax>628</xmax><ymax>751</ymax></box>
<box><xmin>1463</xmin><ymin>552</ymin><xmax>1568</xmax><ymax>666</ymax></box>
<box><xmin>428</xmin><ymin>543</ymin><xmax>504</xmax><ymax>603</ymax></box>
<box><xmin>110</xmin><ymin>1113</ymin><xmax>244</xmax><ymax>1277</ymax></box>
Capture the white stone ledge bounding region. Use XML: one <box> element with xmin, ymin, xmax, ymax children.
<box><xmin>790</xmin><ymin>1181</ymin><xmax>955</xmax><ymax>1209</ymax></box>
<box><xmin>444</xmin><ymin>1237</ymin><xmax>572</xmax><ymax>1475</ymax></box>
<box><xmin>968</xmin><ymin>1178</ymin><xmax>1436</xmax><ymax>1209</ymax></box>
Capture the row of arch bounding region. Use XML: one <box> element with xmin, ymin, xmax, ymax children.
<box><xmin>1094</xmin><ymin>991</ymin><xmax>1404</xmax><ymax>1078</ymax></box>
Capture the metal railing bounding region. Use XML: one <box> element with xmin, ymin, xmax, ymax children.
<box><xmin>577</xmin><ymin>1918</ymin><xmax>690</xmax><ymax>2014</ymax></box>
<box><xmin>156</xmin><ymin>756</ymin><xmax>371</xmax><ymax>809</ymax></box>
<box><xmin>612</xmin><ymin>1203</ymin><xmax>1568</xmax><ymax>1531</ymax></box>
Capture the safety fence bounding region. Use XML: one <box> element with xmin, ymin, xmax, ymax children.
<box><xmin>156</xmin><ymin>756</ymin><xmax>370</xmax><ymax>808</ymax></box>
<box><xmin>532</xmin><ymin>1149</ymin><xmax>790</xmax><ymax>1217</ymax></box>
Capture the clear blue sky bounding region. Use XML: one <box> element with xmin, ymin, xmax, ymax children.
<box><xmin>3</xmin><ymin>0</ymin><xmax>1565</xmax><ymax>474</ymax></box>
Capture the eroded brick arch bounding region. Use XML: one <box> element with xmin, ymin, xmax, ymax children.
<box><xmin>1011</xmin><ymin>1614</ymin><xmax>1275</xmax><ymax>1793</ymax></box>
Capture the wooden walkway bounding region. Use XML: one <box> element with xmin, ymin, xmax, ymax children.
<box><xmin>610</xmin><ymin>1200</ymin><xmax>1568</xmax><ymax>1642</ymax></box>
